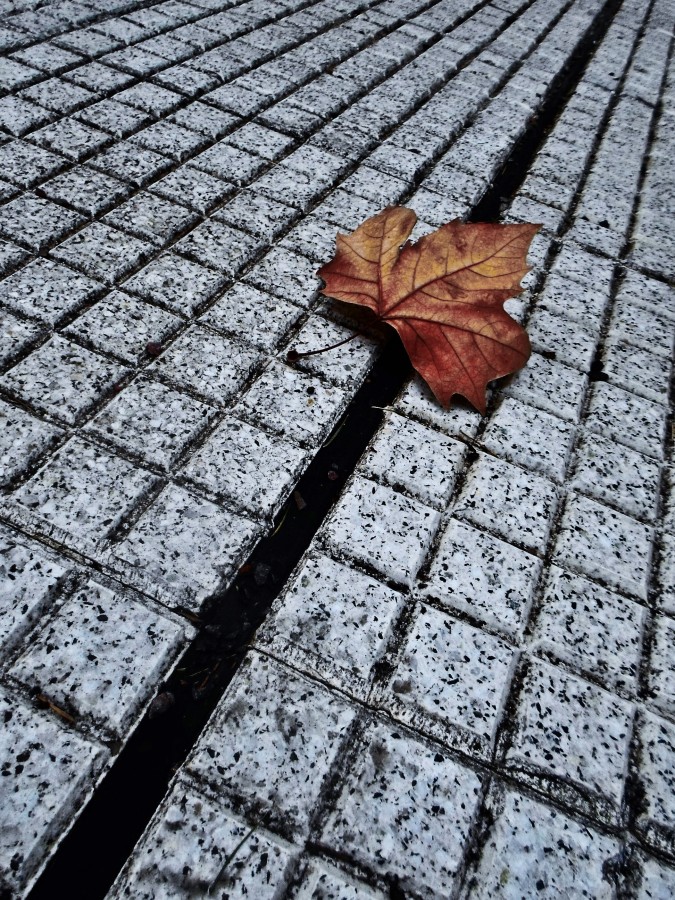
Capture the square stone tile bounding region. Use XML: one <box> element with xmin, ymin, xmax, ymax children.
<box><xmin>215</xmin><ymin>189</ymin><xmax>300</xmax><ymax>242</ymax></box>
<box><xmin>41</xmin><ymin>166</ymin><xmax>132</xmax><ymax>217</ymax></box>
<box><xmin>225</xmin><ymin>121</ymin><xmax>295</xmax><ymax>160</ymax></box>
<box><xmin>88</xmin><ymin>138</ymin><xmax>174</xmax><ymax>188</ymax></box>
<box><xmin>383</xmin><ymin>604</ymin><xmax>516</xmax><ymax>757</ymax></box>
<box><xmin>28</xmin><ymin>117</ymin><xmax>111</xmax><ymax>161</ymax></box>
<box><xmin>0</xmin><ymin>95</ymin><xmax>51</xmax><ymax>137</ymax></box>
<box><xmin>635</xmin><ymin>711</ymin><xmax>675</xmax><ymax>856</ymax></box>
<box><xmin>182</xmin><ymin>416</ymin><xmax>307</xmax><ymax>518</ymax></box>
<box><xmin>186</xmin><ymin>653</ymin><xmax>355</xmax><ymax>835</ymax></box>
<box><xmin>321</xmin><ymin>721</ymin><xmax>482</xmax><ymax>897</ymax></box>
<box><xmin>103</xmin><ymin>192</ymin><xmax>199</xmax><ymax>247</ymax></box>
<box><xmin>419</xmin><ymin>518</ymin><xmax>542</xmax><ymax>641</ymax></box>
<box><xmin>570</xmin><ymin>431</ymin><xmax>661</xmax><ymax>522</ymax></box>
<box><xmin>170</xmin><ymin>101</ymin><xmax>240</xmax><ymax>139</ymax></box>
<box><xmin>609</xmin><ymin>297</ymin><xmax>673</xmax><ymax>358</ymax></box>
<box><xmin>504</xmin><ymin>658</ymin><xmax>633</xmax><ymax>820</ymax></box>
<box><xmin>617</xmin><ymin>269</ymin><xmax>675</xmax><ymax>323</ymax></box>
<box><xmin>123</xmin><ymin>253</ymin><xmax>225</xmax><ymax>317</ymax></box>
<box><xmin>149</xmin><ymin>325</ymin><xmax>260</xmax><ymax>404</ymax></box>
<box><xmin>256</xmin><ymin>553</ymin><xmax>404</xmax><ymax>700</ymax></box>
<box><xmin>323</xmin><ymin>475</ymin><xmax>440</xmax><ymax>587</ymax></box>
<box><xmin>76</xmin><ymin>98</ymin><xmax>152</xmax><ymax>138</ymax></box>
<box><xmin>482</xmin><ymin>398</ymin><xmax>575</xmax><ymax>483</ymax></box>
<box><xmin>129</xmin><ymin>120</ymin><xmax>209</xmax><ymax>161</ymax></box>
<box><xmin>176</xmin><ymin>220</ymin><xmax>264</xmax><ymax>276</ymax></box>
<box><xmin>279</xmin><ymin>216</ymin><xmax>337</xmax><ymax>264</ymax></box>
<box><xmin>0</xmin><ymin>524</ymin><xmax>70</xmax><ymax>653</ymax></box>
<box><xmin>359</xmin><ymin>413</ymin><xmax>465</xmax><ymax>510</ymax></box>
<box><xmin>454</xmin><ymin>453</ymin><xmax>559</xmax><ymax>554</ymax></box>
<box><xmin>0</xmin><ymin>139</ymin><xmax>65</xmax><ymax>188</ymax></box>
<box><xmin>115</xmin><ymin>82</ymin><xmax>183</xmax><ymax>117</ymax></box>
<box><xmin>527</xmin><ymin>308</ymin><xmax>597</xmax><ymax>372</ymax></box>
<box><xmin>149</xmin><ymin>163</ymin><xmax>235</xmax><ymax>214</ymax></box>
<box><xmin>107</xmin><ymin>781</ymin><xmax>297</xmax><ymax>899</ymax></box>
<box><xmin>86</xmin><ymin>378</ymin><xmax>215</xmax><ymax>470</ymax></box>
<box><xmin>0</xmin><ymin>687</ymin><xmax>106</xmax><ymax>895</ymax></box>
<box><xmin>585</xmin><ymin>382</ymin><xmax>668</xmax><ymax>460</ymax></box>
<box><xmin>192</xmin><ymin>141</ymin><xmax>267</xmax><ymax>184</ymax></box>
<box><xmin>51</xmin><ymin>222</ymin><xmax>154</xmax><ymax>284</ymax></box>
<box><xmin>395</xmin><ymin>376</ymin><xmax>485</xmax><ymax>438</ymax></box>
<box><xmin>0</xmin><ymin>310</ymin><xmax>44</xmax><ymax>369</ymax></box>
<box><xmin>0</xmin><ymin>239</ymin><xmax>29</xmax><ymax>276</ymax></box>
<box><xmin>536</xmin><ymin>272</ymin><xmax>610</xmax><ymax>334</ymax></box>
<box><xmin>283</xmin><ymin>315</ymin><xmax>379</xmax><ymax>390</ymax></box>
<box><xmin>550</xmin><ymin>243</ymin><xmax>615</xmax><ymax>293</ymax></box>
<box><xmin>637</xmin><ymin>854</ymin><xmax>675</xmax><ymax>899</ymax></box>
<box><xmin>465</xmin><ymin>786</ymin><xmax>621</xmax><ymax>899</ymax></box>
<box><xmin>13</xmin><ymin>436</ymin><xmax>155</xmax><ymax>547</ymax></box>
<box><xmin>63</xmin><ymin>61</ymin><xmax>134</xmax><ymax>94</ymax></box>
<box><xmin>244</xmin><ymin>246</ymin><xmax>321</xmax><ymax>308</ymax></box>
<box><xmin>234</xmin><ymin>361</ymin><xmax>348</xmax><ymax>449</ymax></box>
<box><xmin>533</xmin><ymin>565</ymin><xmax>647</xmax><ymax>695</ymax></box>
<box><xmin>111</xmin><ymin>483</ymin><xmax>259</xmax><ymax>611</ymax></box>
<box><xmin>0</xmin><ymin>193</ymin><xmax>84</xmax><ymax>252</ymax></box>
<box><xmin>20</xmin><ymin>78</ymin><xmax>96</xmax><ymax>115</ymax></box>
<box><xmin>602</xmin><ymin>339</ymin><xmax>670</xmax><ymax>405</ymax></box>
<box><xmin>553</xmin><ymin>492</ymin><xmax>653</xmax><ymax>601</ymax></box>
<box><xmin>64</xmin><ymin>291</ymin><xmax>182</xmax><ymax>364</ymax></box>
<box><xmin>201</xmin><ymin>282</ymin><xmax>302</xmax><ymax>351</ymax></box>
<box><xmin>0</xmin><ymin>258</ymin><xmax>104</xmax><ymax>325</ymax></box>
<box><xmin>1</xmin><ymin>335</ymin><xmax>128</xmax><ymax>425</ymax></box>
<box><xmin>648</xmin><ymin>615</ymin><xmax>675</xmax><ymax>719</ymax></box>
<box><xmin>0</xmin><ymin>399</ymin><xmax>62</xmax><ymax>486</ymax></box>
<box><xmin>9</xmin><ymin>579</ymin><xmax>186</xmax><ymax>735</ymax></box>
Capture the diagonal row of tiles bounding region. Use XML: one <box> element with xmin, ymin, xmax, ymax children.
<box><xmin>100</xmin><ymin>0</ymin><xmax>674</xmax><ymax>898</ymax></box>
<box><xmin>0</xmin><ymin>0</ymin><xmax>674</xmax><ymax>895</ymax></box>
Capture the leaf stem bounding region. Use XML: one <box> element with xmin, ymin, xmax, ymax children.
<box><xmin>287</xmin><ymin>331</ymin><xmax>362</xmax><ymax>362</ymax></box>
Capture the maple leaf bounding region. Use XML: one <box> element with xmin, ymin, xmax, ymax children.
<box><xmin>318</xmin><ymin>207</ymin><xmax>539</xmax><ymax>413</ymax></box>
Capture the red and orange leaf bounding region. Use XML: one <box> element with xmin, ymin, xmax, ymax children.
<box><xmin>318</xmin><ymin>207</ymin><xmax>539</xmax><ymax>413</ymax></box>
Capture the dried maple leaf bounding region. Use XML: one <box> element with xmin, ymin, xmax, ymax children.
<box><xmin>318</xmin><ymin>207</ymin><xmax>539</xmax><ymax>413</ymax></box>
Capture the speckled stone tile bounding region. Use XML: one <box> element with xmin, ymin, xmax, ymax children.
<box><xmin>284</xmin><ymin>315</ymin><xmax>379</xmax><ymax>390</ymax></box>
<box><xmin>76</xmin><ymin>98</ymin><xmax>153</xmax><ymax>138</ymax></box>
<box><xmin>51</xmin><ymin>221</ymin><xmax>154</xmax><ymax>284</ymax></box>
<box><xmin>111</xmin><ymin>483</ymin><xmax>259</xmax><ymax>611</ymax></box>
<box><xmin>11</xmin><ymin>436</ymin><xmax>155</xmax><ymax>548</ymax></box>
<box><xmin>382</xmin><ymin>604</ymin><xmax>516</xmax><ymax>758</ymax></box>
<box><xmin>0</xmin><ymin>238</ymin><xmax>29</xmax><ymax>276</ymax></box>
<box><xmin>482</xmin><ymin>398</ymin><xmax>575</xmax><ymax>483</ymax></box>
<box><xmin>63</xmin><ymin>61</ymin><xmax>135</xmax><ymax>94</ymax></box>
<box><xmin>504</xmin><ymin>658</ymin><xmax>633</xmax><ymax>821</ymax></box>
<box><xmin>182</xmin><ymin>416</ymin><xmax>307</xmax><ymax>519</ymax></box>
<box><xmin>0</xmin><ymin>309</ymin><xmax>44</xmax><ymax>368</ymax></box>
<box><xmin>244</xmin><ymin>245</ymin><xmax>321</xmax><ymax>308</ymax></box>
<box><xmin>107</xmin><ymin>781</ymin><xmax>297</xmax><ymax>900</ymax></box>
<box><xmin>86</xmin><ymin>378</ymin><xmax>215</xmax><ymax>470</ymax></box>
<box><xmin>123</xmin><ymin>253</ymin><xmax>225</xmax><ymax>317</ymax></box>
<box><xmin>535</xmin><ymin>272</ymin><xmax>610</xmax><ymax>334</ymax></box>
<box><xmin>28</xmin><ymin>117</ymin><xmax>111</xmax><ymax>161</ymax></box>
<box><xmin>635</xmin><ymin>711</ymin><xmax>675</xmax><ymax>855</ymax></box>
<box><xmin>602</xmin><ymin>339</ymin><xmax>671</xmax><ymax>406</ymax></box>
<box><xmin>129</xmin><ymin>120</ymin><xmax>209</xmax><ymax>162</ymax></box>
<box><xmin>395</xmin><ymin>376</ymin><xmax>484</xmax><ymax>438</ymax></box>
<box><xmin>0</xmin><ymin>686</ymin><xmax>107</xmax><ymax>896</ymax></box>
<box><xmin>192</xmin><ymin>142</ymin><xmax>267</xmax><ymax>186</ymax></box>
<box><xmin>617</xmin><ymin>269</ymin><xmax>675</xmax><ymax>323</ymax></box>
<box><xmin>294</xmin><ymin>860</ymin><xmax>387</xmax><ymax>899</ymax></box>
<box><xmin>115</xmin><ymin>82</ymin><xmax>183</xmax><ymax>117</ymax></box>
<box><xmin>321</xmin><ymin>721</ymin><xmax>482</xmax><ymax>898</ymax></box>
<box><xmin>0</xmin><ymin>192</ymin><xmax>85</xmax><ymax>251</ymax></box>
<box><xmin>359</xmin><ymin>412</ymin><xmax>465</xmax><ymax>510</ymax></box>
<box><xmin>0</xmin><ymin>140</ymin><xmax>66</xmax><ymax>188</ymax></box>
<box><xmin>88</xmin><ymin>140</ymin><xmax>172</xmax><ymax>188</ymax></box>
<box><xmin>0</xmin><ymin>258</ymin><xmax>104</xmax><ymax>326</ymax></box>
<box><xmin>64</xmin><ymin>291</ymin><xmax>182</xmax><ymax>365</ymax></box>
<box><xmin>454</xmin><ymin>453</ymin><xmax>559</xmax><ymax>555</ymax></box>
<box><xmin>170</xmin><ymin>101</ymin><xmax>240</xmax><ymax>139</ymax></box>
<box><xmin>215</xmin><ymin>188</ymin><xmax>300</xmax><ymax>242</ymax></box>
<box><xmin>549</xmin><ymin>244</ymin><xmax>614</xmax><ymax>293</ymax></box>
<box><xmin>103</xmin><ymin>192</ymin><xmax>199</xmax><ymax>246</ymax></box>
<box><xmin>256</xmin><ymin>553</ymin><xmax>404</xmax><ymax>700</ymax></box>
<box><xmin>608</xmin><ymin>297</ymin><xmax>673</xmax><ymax>358</ymax></box>
<box><xmin>202</xmin><ymin>282</ymin><xmax>302</xmax><ymax>351</ymax></box>
<box><xmin>0</xmin><ymin>524</ymin><xmax>70</xmax><ymax>654</ymax></box>
<box><xmin>0</xmin><ymin>95</ymin><xmax>51</xmax><ymax>137</ymax></box>
<box><xmin>10</xmin><ymin>579</ymin><xmax>187</xmax><ymax>737</ymax></box>
<box><xmin>186</xmin><ymin>653</ymin><xmax>354</xmax><ymax>836</ymax></box>
<box><xmin>0</xmin><ymin>334</ymin><xmax>128</xmax><ymax>425</ymax></box>
<box><xmin>532</xmin><ymin>565</ymin><xmax>646</xmax><ymax>695</ymax></box>
<box><xmin>553</xmin><ymin>492</ymin><xmax>653</xmax><ymax>600</ymax></box>
<box><xmin>527</xmin><ymin>307</ymin><xmax>597</xmax><ymax>372</ymax></box>
<box><xmin>176</xmin><ymin>219</ymin><xmax>264</xmax><ymax>277</ymax></box>
<box><xmin>149</xmin><ymin>325</ymin><xmax>260</xmax><ymax>404</ymax></box>
<box><xmin>149</xmin><ymin>163</ymin><xmax>235</xmax><ymax>214</ymax></box>
<box><xmin>234</xmin><ymin>361</ymin><xmax>348</xmax><ymax>449</ymax></box>
<box><xmin>570</xmin><ymin>431</ymin><xmax>661</xmax><ymax>522</ymax></box>
<box><xmin>0</xmin><ymin>399</ymin><xmax>62</xmax><ymax>486</ymax></box>
<box><xmin>648</xmin><ymin>615</ymin><xmax>675</xmax><ymax>719</ymax></box>
<box><xmin>41</xmin><ymin>166</ymin><xmax>132</xmax><ymax>218</ymax></box>
<box><xmin>464</xmin><ymin>786</ymin><xmax>621</xmax><ymax>898</ymax></box>
<box><xmin>323</xmin><ymin>475</ymin><xmax>440</xmax><ymax>587</ymax></box>
<box><xmin>419</xmin><ymin>517</ymin><xmax>542</xmax><ymax>641</ymax></box>
<box><xmin>585</xmin><ymin>381</ymin><xmax>668</xmax><ymax>460</ymax></box>
<box><xmin>637</xmin><ymin>855</ymin><xmax>675</xmax><ymax>900</ymax></box>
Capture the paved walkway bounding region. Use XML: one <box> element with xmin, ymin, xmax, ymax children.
<box><xmin>0</xmin><ymin>0</ymin><xmax>674</xmax><ymax>896</ymax></box>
